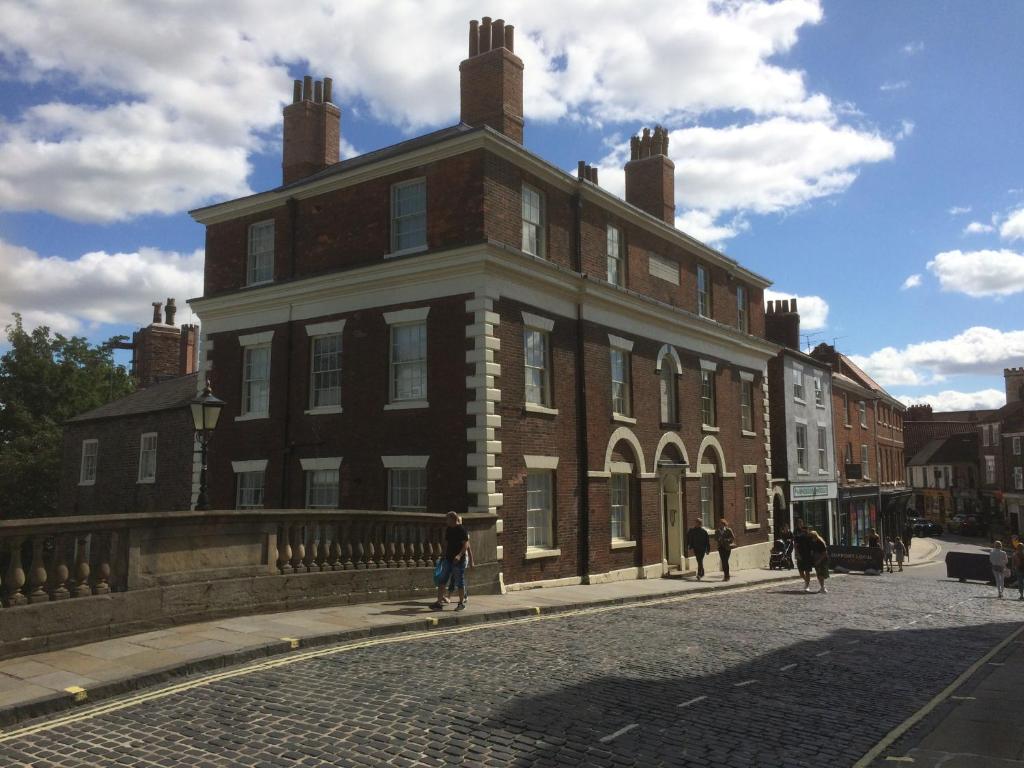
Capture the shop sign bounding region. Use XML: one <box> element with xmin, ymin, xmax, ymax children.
<box><xmin>829</xmin><ymin>545</ymin><xmax>882</xmax><ymax>572</ymax></box>
<box><xmin>793</xmin><ymin>484</ymin><xmax>829</xmax><ymax>499</ymax></box>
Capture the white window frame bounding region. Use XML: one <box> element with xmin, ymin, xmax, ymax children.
<box><xmin>814</xmin><ymin>377</ymin><xmax>824</xmax><ymax>408</ymax></box>
<box><xmin>993</xmin><ymin>423</ymin><xmax>1000</xmax><ymax>445</ymax></box>
<box><xmin>740</xmin><ymin>380</ymin><xmax>754</xmax><ymax>432</ymax></box>
<box><xmin>817</xmin><ymin>426</ymin><xmax>828</xmax><ymax>472</ymax></box>
<box><xmin>793</xmin><ymin>369</ymin><xmax>805</xmax><ymax>402</ymax></box>
<box><xmin>526</xmin><ymin>470</ymin><xmax>555</xmax><ymax>550</ymax></box>
<box><xmin>309</xmin><ymin>332</ymin><xmax>343</xmax><ymax>411</ymax></box>
<box><xmin>79</xmin><ymin>439</ymin><xmax>98</xmax><ymax>486</ymax></box>
<box><xmin>861</xmin><ymin>444</ymin><xmax>870</xmax><ymax>479</ymax></box>
<box><xmin>744</xmin><ymin>473</ymin><xmax>756</xmax><ymax>525</ymax></box>
<box><xmin>1014</xmin><ymin>466</ymin><xmax>1023</xmax><ymax>491</ymax></box>
<box><xmin>521</xmin><ymin>183</ymin><xmax>545</xmax><ymax>258</ymax></box>
<box><xmin>389</xmin><ymin>321</ymin><xmax>428</xmax><ymax>405</ymax></box>
<box><xmin>241</xmin><ymin>343</ymin><xmax>272</xmax><ymax>418</ymax></box>
<box><xmin>859</xmin><ymin>400</ymin><xmax>868</xmax><ymax>428</ymax></box>
<box><xmin>606</xmin><ymin>224</ymin><xmax>624</xmax><ymax>287</ymax></box>
<box><xmin>387</xmin><ymin>467</ymin><xmax>427</xmax><ymax>512</ymax></box>
<box><xmin>524</xmin><ymin>327</ymin><xmax>551</xmax><ymax>407</ymax></box>
<box><xmin>1013</xmin><ymin>436</ymin><xmax>1021</xmax><ymax>456</ymax></box>
<box><xmin>659</xmin><ymin>363</ymin><xmax>677</xmax><ymax>424</ymax></box>
<box><xmin>137</xmin><ymin>432</ymin><xmax>157</xmax><ymax>484</ymax></box>
<box><xmin>609</xmin><ymin>342</ymin><xmax>632</xmax><ymax>418</ymax></box>
<box><xmin>232</xmin><ymin>461</ymin><xmax>268</xmax><ymax>509</ymax></box>
<box><xmin>843</xmin><ymin>393</ymin><xmax>851</xmax><ymax>426</ymax></box>
<box><xmin>696</xmin><ymin>264</ymin><xmax>711</xmax><ymax>318</ymax></box>
<box><xmin>985</xmin><ymin>455</ymin><xmax>996</xmax><ymax>485</ymax></box>
<box><xmin>247</xmin><ymin>220</ymin><xmax>274</xmax><ymax>286</ymax></box>
<box><xmin>699</xmin><ymin>472</ymin><xmax>715</xmax><ymax>529</ymax></box>
<box><xmin>736</xmin><ymin>285</ymin><xmax>748</xmax><ymax>332</ymax></box>
<box><xmin>390</xmin><ymin>178</ymin><xmax>427</xmax><ymax>255</ymax></box>
<box><xmin>610</xmin><ymin>472</ymin><xmax>631</xmax><ymax>541</ymax></box>
<box><xmin>795</xmin><ymin>424</ymin><xmax>808</xmax><ymax>471</ymax></box>
<box><xmin>305</xmin><ymin>469</ymin><xmax>340</xmax><ymax>509</ymax></box>
<box><xmin>700</xmin><ymin>368</ymin><xmax>716</xmax><ymax>428</ymax></box>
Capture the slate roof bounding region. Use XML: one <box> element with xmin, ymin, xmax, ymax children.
<box><xmin>908</xmin><ymin>432</ymin><xmax>979</xmax><ymax>466</ymax></box>
<box><xmin>67</xmin><ymin>373</ymin><xmax>198</xmax><ymax>423</ymax></box>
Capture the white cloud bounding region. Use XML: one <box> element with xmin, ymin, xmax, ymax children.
<box><xmin>898</xmin><ymin>389</ymin><xmax>1006</xmax><ymax>412</ymax></box>
<box><xmin>880</xmin><ymin>81</ymin><xmax>908</xmax><ymax>92</ymax></box>
<box><xmin>674</xmin><ymin>210</ymin><xmax>748</xmax><ymax>246</ymax></box>
<box><xmin>0</xmin><ymin>238</ymin><xmax>204</xmax><ymax>336</ymax></box>
<box><xmin>902</xmin><ymin>41</ymin><xmax>925</xmax><ymax>55</ymax></box>
<box><xmin>764</xmin><ymin>289</ymin><xmax>829</xmax><ymax>330</ymax></box>
<box><xmin>927</xmin><ymin>249</ymin><xmax>1024</xmax><ymax>297</ymax></box>
<box><xmin>948</xmin><ymin>205</ymin><xmax>972</xmax><ymax>215</ymax></box>
<box><xmin>895</xmin><ymin>119</ymin><xmax>915</xmax><ymax>139</ymax></box>
<box><xmin>900</xmin><ymin>274</ymin><xmax>921</xmax><ymax>290</ymax></box>
<box><xmin>1000</xmin><ymin>207</ymin><xmax>1024</xmax><ymax>241</ymax></box>
<box><xmin>963</xmin><ymin>221</ymin><xmax>995</xmax><ymax>235</ymax></box>
<box><xmin>851</xmin><ymin>326</ymin><xmax>1024</xmax><ymax>387</ymax></box>
<box><xmin>0</xmin><ymin>0</ymin><xmax>888</xmax><ymax>227</ymax></box>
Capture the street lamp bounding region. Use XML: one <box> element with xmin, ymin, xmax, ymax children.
<box><xmin>190</xmin><ymin>382</ymin><xmax>225</xmax><ymax>511</ymax></box>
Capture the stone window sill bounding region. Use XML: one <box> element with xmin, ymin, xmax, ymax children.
<box><xmin>385</xmin><ymin>244</ymin><xmax>428</xmax><ymax>259</ymax></box>
<box><xmin>611</xmin><ymin>539</ymin><xmax>637</xmax><ymax>550</ymax></box>
<box><xmin>525</xmin><ymin>548</ymin><xmax>561</xmax><ymax>560</ymax></box>
<box><xmin>796</xmin><ymin>469</ymin><xmax>809</xmax><ymax>475</ymax></box>
<box><xmin>525</xmin><ymin>403</ymin><xmax>559</xmax><ymax>416</ymax></box>
<box><xmin>702</xmin><ymin>425</ymin><xmax>720</xmax><ymax>433</ymax></box>
<box><xmin>741</xmin><ymin>430</ymin><xmax>757</xmax><ymax>438</ymax></box>
<box><xmin>745</xmin><ymin>522</ymin><xmax>760</xmax><ymax>531</ymax></box>
<box><xmin>612</xmin><ymin>413</ymin><xmax>637</xmax><ymax>425</ymax></box>
<box><xmin>137</xmin><ymin>478</ymin><xmax>156</xmax><ymax>485</ymax></box>
<box><xmin>78</xmin><ymin>480</ymin><xmax>96</xmax><ymax>487</ymax></box>
<box><xmin>235</xmin><ymin>413</ymin><xmax>269</xmax><ymax>422</ymax></box>
<box><xmin>384</xmin><ymin>400</ymin><xmax>429</xmax><ymax>411</ymax></box>
<box><xmin>305</xmin><ymin>406</ymin><xmax>343</xmax><ymax>415</ymax></box>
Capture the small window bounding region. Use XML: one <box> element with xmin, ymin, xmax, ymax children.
<box><xmin>744</xmin><ymin>474</ymin><xmax>756</xmax><ymax>525</ymax></box>
<box><xmin>526</xmin><ymin>470</ymin><xmax>555</xmax><ymax>549</ymax></box>
<box><xmin>79</xmin><ymin>439</ymin><xmax>98</xmax><ymax>486</ymax></box>
<box><xmin>861</xmin><ymin>444</ymin><xmax>869</xmax><ymax>479</ymax></box>
<box><xmin>736</xmin><ymin>285</ymin><xmax>748</xmax><ymax>332</ymax></box>
<box><xmin>795</xmin><ymin>425</ymin><xmax>807</xmax><ymax>470</ymax></box>
<box><xmin>859</xmin><ymin>400</ymin><xmax>868</xmax><ymax>428</ymax></box>
<box><xmin>817</xmin><ymin>426</ymin><xmax>827</xmax><ymax>471</ymax></box>
<box><xmin>814</xmin><ymin>378</ymin><xmax>824</xmax><ymax>407</ymax></box>
<box><xmin>699</xmin><ymin>473</ymin><xmax>715</xmax><ymax>528</ymax></box>
<box><xmin>610</xmin><ymin>473</ymin><xmax>631</xmax><ymax>541</ymax></box>
<box><xmin>388</xmin><ymin>468</ymin><xmax>426</xmax><ymax>511</ymax></box>
<box><xmin>701</xmin><ymin>369</ymin><xmax>716</xmax><ymax>427</ymax></box>
<box><xmin>242</xmin><ymin>345</ymin><xmax>271</xmax><ymax>416</ymax></box>
<box><xmin>236</xmin><ymin>470</ymin><xmax>265</xmax><ymax>509</ymax></box>
<box><xmin>391</xmin><ymin>179</ymin><xmax>427</xmax><ymax>254</ymax></box>
<box><xmin>138</xmin><ymin>433</ymin><xmax>157</xmax><ymax>483</ymax></box>
<box><xmin>793</xmin><ymin>370</ymin><xmax>805</xmax><ymax>402</ymax></box>
<box><xmin>982</xmin><ymin>425</ymin><xmax>990</xmax><ymax>447</ymax></box>
<box><xmin>247</xmin><ymin>221</ymin><xmax>274</xmax><ymax>285</ymax></box>
<box><xmin>1013</xmin><ymin>436</ymin><xmax>1021</xmax><ymax>456</ymax></box>
<box><xmin>696</xmin><ymin>265</ymin><xmax>711</xmax><ymax>317</ymax></box>
<box><xmin>606</xmin><ymin>224</ymin><xmax>624</xmax><ymax>286</ymax></box>
<box><xmin>306</xmin><ymin>469</ymin><xmax>339</xmax><ymax>509</ymax></box>
<box><xmin>985</xmin><ymin>456</ymin><xmax>996</xmax><ymax>485</ymax></box>
<box><xmin>310</xmin><ymin>334</ymin><xmax>342</xmax><ymax>409</ymax></box>
<box><xmin>524</xmin><ymin>328</ymin><xmax>550</xmax><ymax>406</ymax></box>
<box><xmin>521</xmin><ymin>184</ymin><xmax>545</xmax><ymax>257</ymax></box>
<box><xmin>843</xmin><ymin>393</ymin><xmax>850</xmax><ymax>426</ymax></box>
<box><xmin>660</xmin><ymin>364</ymin><xmax>677</xmax><ymax>424</ymax></box>
<box><xmin>740</xmin><ymin>381</ymin><xmax>754</xmax><ymax>432</ymax></box>
<box><xmin>390</xmin><ymin>322</ymin><xmax>427</xmax><ymax>402</ymax></box>
<box><xmin>844</xmin><ymin>442</ymin><xmax>852</xmax><ymax>467</ymax></box>
<box><xmin>993</xmin><ymin>423</ymin><xmax>1000</xmax><ymax>444</ymax></box>
<box><xmin>1014</xmin><ymin>466</ymin><xmax>1023</xmax><ymax>491</ymax></box>
<box><xmin>610</xmin><ymin>347</ymin><xmax>631</xmax><ymax>417</ymax></box>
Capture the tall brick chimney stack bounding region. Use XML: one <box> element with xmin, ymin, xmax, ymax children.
<box><xmin>764</xmin><ymin>298</ymin><xmax>800</xmax><ymax>350</ymax></box>
<box><xmin>1005</xmin><ymin>367</ymin><xmax>1024</xmax><ymax>403</ymax></box>
<box><xmin>459</xmin><ymin>17</ymin><xmax>524</xmax><ymax>143</ymax></box>
<box><xmin>624</xmin><ymin>126</ymin><xmax>675</xmax><ymax>224</ymax></box>
<box><xmin>282</xmin><ymin>74</ymin><xmax>341</xmax><ymax>185</ymax></box>
<box><xmin>131</xmin><ymin>299</ymin><xmax>199</xmax><ymax>388</ymax></box>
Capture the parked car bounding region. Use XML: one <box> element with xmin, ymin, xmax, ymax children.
<box><xmin>911</xmin><ymin>518</ymin><xmax>943</xmax><ymax>537</ymax></box>
<box><xmin>948</xmin><ymin>514</ymin><xmax>979</xmax><ymax>536</ymax></box>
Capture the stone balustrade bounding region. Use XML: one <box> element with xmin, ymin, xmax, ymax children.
<box><xmin>0</xmin><ymin>510</ymin><xmax>497</xmax><ymax>659</ymax></box>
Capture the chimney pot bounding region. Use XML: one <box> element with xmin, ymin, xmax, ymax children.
<box><xmin>314</xmin><ymin>79</ymin><xmax>323</xmax><ymax>103</ymax></box>
<box><xmin>469</xmin><ymin>19</ymin><xmax>479</xmax><ymax>56</ymax></box>
<box><xmin>590</xmin><ymin>165</ymin><xmax>598</xmax><ymax>185</ymax></box>
<box><xmin>282</xmin><ymin>72</ymin><xmax>342</xmax><ymax>184</ymax></box>
<box><xmin>492</xmin><ymin>19</ymin><xmax>505</xmax><ymax>50</ymax></box>
<box><xmin>459</xmin><ymin>16</ymin><xmax>524</xmax><ymax>142</ymax></box>
<box><xmin>791</xmin><ymin>298</ymin><xmax>798</xmax><ymax>313</ymax></box>
<box><xmin>323</xmin><ymin>77</ymin><xmax>333</xmax><ymax>103</ymax></box>
<box><xmin>504</xmin><ymin>24</ymin><xmax>515</xmax><ymax>52</ymax></box>
<box><xmin>302</xmin><ymin>75</ymin><xmax>312</xmax><ymax>101</ymax></box>
<box><xmin>292</xmin><ymin>80</ymin><xmax>302</xmax><ymax>103</ymax></box>
<box><xmin>151</xmin><ymin>302</ymin><xmax>162</xmax><ymax>325</ymax></box>
<box><xmin>479</xmin><ymin>17</ymin><xmax>492</xmax><ymax>53</ymax></box>
<box><xmin>577</xmin><ymin>160</ymin><xmax>586</xmax><ymax>180</ymax></box>
<box><xmin>164</xmin><ymin>297</ymin><xmax>177</xmax><ymax>326</ymax></box>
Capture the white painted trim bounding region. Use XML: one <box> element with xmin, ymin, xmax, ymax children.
<box><xmin>702</xmin><ymin>425</ymin><xmax>720</xmax><ymax>433</ymax></box>
<box><xmin>600</xmin><ymin>426</ymin><xmax>649</xmax><ymax>475</ymax></box>
<box><xmin>610</xmin><ymin>461</ymin><xmax>634</xmax><ymax>474</ymax></box>
<box><xmin>745</xmin><ymin>522</ymin><xmax>761</xmax><ymax>531</ymax></box>
<box><xmin>386</xmin><ymin>244</ymin><xmax>428</xmax><ymax>259</ymax></box>
<box><xmin>78</xmin><ymin>438</ymin><xmax>98</xmax><ymax>486</ymax></box>
<box><xmin>655</xmin><ymin>344</ymin><xmax>683</xmax><ymax>374</ymax></box>
<box><xmin>743</xmin><ymin>464</ymin><xmax>758</xmax><ymax>473</ymax></box>
<box><xmin>304</xmin><ymin>405</ymin><xmax>344</xmax><ymax>415</ymax></box>
<box><xmin>611</xmin><ymin>540</ymin><xmax>637</xmax><ymax>550</ymax></box>
<box><xmin>608</xmin><ymin>333</ymin><xmax>634</xmax><ymax>351</ymax></box>
<box><xmin>653</xmin><ymin>432</ymin><xmax>690</xmax><ymax>468</ymax></box>
<box><xmin>384</xmin><ymin>400</ymin><xmax>430</xmax><ymax>411</ymax></box>
<box><xmin>300</xmin><ymin>457</ymin><xmax>343</xmax><ymax>471</ymax></box>
<box><xmin>525</xmin><ymin>403</ymin><xmax>559</xmax><ymax>416</ymax></box>
<box><xmin>381</xmin><ymin>455</ymin><xmax>429</xmax><ymax>469</ymax></box>
<box><xmin>741</xmin><ymin>430</ymin><xmax>757</xmax><ymax>438</ymax></box>
<box><xmin>305</xmin><ymin>319</ymin><xmax>347</xmax><ymax>337</ymax></box>
<box><xmin>232</xmin><ymin>459</ymin><xmax>268</xmax><ymax>473</ymax></box>
<box><xmin>700</xmin><ymin>358</ymin><xmax>718</xmax><ymax>371</ymax></box>
<box><xmin>383</xmin><ymin>306</ymin><xmax>430</xmax><ymax>324</ymax></box>
<box><xmin>739</xmin><ymin>371</ymin><xmax>755</xmax><ymax>382</ymax></box>
<box><xmin>235</xmin><ymin>413</ymin><xmax>269</xmax><ymax>422</ymax></box>
<box><xmin>504</xmin><ymin>574</ymin><xmax>583</xmax><ymax>591</ymax></box>
<box><xmin>695</xmin><ymin>434</ymin><xmax>730</xmax><ymax>475</ymax></box>
<box><xmin>524</xmin><ymin>455</ymin><xmax>560</xmax><ymax>470</ymax></box>
<box><xmin>521</xmin><ymin>311</ymin><xmax>555</xmax><ymax>332</ymax></box>
<box><xmin>612</xmin><ymin>413</ymin><xmax>638</xmax><ymax>425</ymax></box>
<box><xmin>587</xmin><ymin>470</ymin><xmax>611</xmax><ymax>478</ymax></box>
<box><xmin>524</xmin><ymin>548</ymin><xmax>562</xmax><ymax>560</ymax></box>
<box><xmin>238</xmin><ymin>330</ymin><xmax>274</xmax><ymax>347</ymax></box>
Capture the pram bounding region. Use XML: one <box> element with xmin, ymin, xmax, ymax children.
<box><xmin>768</xmin><ymin>538</ymin><xmax>794</xmax><ymax>570</ymax></box>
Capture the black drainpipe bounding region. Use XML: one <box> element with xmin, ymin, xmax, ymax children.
<box><xmin>573</xmin><ymin>188</ymin><xmax>591</xmax><ymax>581</ymax></box>
<box><xmin>280</xmin><ymin>198</ymin><xmax>299</xmax><ymax>507</ymax></box>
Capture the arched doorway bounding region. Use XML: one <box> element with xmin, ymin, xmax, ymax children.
<box><xmin>657</xmin><ymin>443</ymin><xmax>687</xmax><ymax>569</ymax></box>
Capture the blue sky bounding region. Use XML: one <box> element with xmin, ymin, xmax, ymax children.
<box><xmin>1</xmin><ymin>0</ymin><xmax>1022</xmax><ymax>410</ymax></box>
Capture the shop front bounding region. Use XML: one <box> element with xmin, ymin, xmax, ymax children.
<box><xmin>790</xmin><ymin>482</ymin><xmax>838</xmax><ymax>544</ymax></box>
<box><xmin>837</xmin><ymin>487</ymin><xmax>880</xmax><ymax>547</ymax></box>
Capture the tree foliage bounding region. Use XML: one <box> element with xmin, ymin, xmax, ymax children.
<box><xmin>0</xmin><ymin>314</ymin><xmax>134</xmax><ymax>517</ymax></box>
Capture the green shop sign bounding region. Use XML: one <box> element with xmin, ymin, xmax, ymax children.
<box><xmin>792</xmin><ymin>484</ymin><xmax>830</xmax><ymax>499</ymax></box>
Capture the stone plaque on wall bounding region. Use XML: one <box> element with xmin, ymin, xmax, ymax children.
<box><xmin>648</xmin><ymin>253</ymin><xmax>680</xmax><ymax>285</ymax></box>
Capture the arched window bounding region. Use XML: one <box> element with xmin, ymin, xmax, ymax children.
<box><xmin>660</xmin><ymin>364</ymin><xmax>676</xmax><ymax>424</ymax></box>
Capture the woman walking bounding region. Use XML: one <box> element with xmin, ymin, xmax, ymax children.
<box><xmin>809</xmin><ymin>529</ymin><xmax>830</xmax><ymax>594</ymax></box>
<box><xmin>990</xmin><ymin>541</ymin><xmax>1009</xmax><ymax>599</ymax></box>
<box><xmin>1012</xmin><ymin>539</ymin><xmax>1024</xmax><ymax>601</ymax></box>
<box><xmin>894</xmin><ymin>536</ymin><xmax>906</xmax><ymax>572</ymax></box>
<box><xmin>883</xmin><ymin>537</ymin><xmax>894</xmax><ymax>573</ymax></box>
<box><xmin>793</xmin><ymin>519</ymin><xmax>814</xmax><ymax>593</ymax></box>
<box><xmin>715</xmin><ymin>518</ymin><xmax>736</xmax><ymax>582</ymax></box>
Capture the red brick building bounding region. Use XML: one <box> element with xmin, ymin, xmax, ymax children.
<box><xmin>979</xmin><ymin>368</ymin><xmax>1024</xmax><ymax>536</ymax></box>
<box><xmin>189</xmin><ymin>17</ymin><xmax>778</xmax><ymax>589</ymax></box>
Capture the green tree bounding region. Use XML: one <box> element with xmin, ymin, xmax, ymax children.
<box><xmin>0</xmin><ymin>314</ymin><xmax>134</xmax><ymax>518</ymax></box>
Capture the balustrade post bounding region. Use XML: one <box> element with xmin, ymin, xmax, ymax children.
<box><xmin>319</xmin><ymin>523</ymin><xmax>332</xmax><ymax>571</ymax></box>
<box><xmin>4</xmin><ymin>537</ymin><xmax>27</xmax><ymax>606</ymax></box>
<box><xmin>28</xmin><ymin>537</ymin><xmax>49</xmax><ymax>604</ymax></box>
<box><xmin>50</xmin><ymin>535</ymin><xmax>70</xmax><ymax>600</ymax></box>
<box><xmin>353</xmin><ymin>522</ymin><xmax>366</xmax><ymax>569</ymax></box>
<box><xmin>72</xmin><ymin>535</ymin><xmax>91</xmax><ymax>598</ymax></box>
<box><xmin>327</xmin><ymin>523</ymin><xmax>341</xmax><ymax>571</ymax></box>
<box><xmin>278</xmin><ymin>523</ymin><xmax>294</xmax><ymax>574</ymax></box>
<box><xmin>365</xmin><ymin>524</ymin><xmax>377</xmax><ymax>568</ymax></box>
<box><xmin>291</xmin><ymin>524</ymin><xmax>306</xmax><ymax>573</ymax></box>
<box><xmin>93</xmin><ymin>534</ymin><xmax>111</xmax><ymax>595</ymax></box>
<box><xmin>303</xmin><ymin>524</ymin><xmax>317</xmax><ymax>572</ymax></box>
<box><xmin>376</xmin><ymin>523</ymin><xmax>387</xmax><ymax>568</ymax></box>
<box><xmin>404</xmin><ymin>523</ymin><xmax>417</xmax><ymax>567</ymax></box>
<box><xmin>386</xmin><ymin>523</ymin><xmax>398</xmax><ymax>568</ymax></box>
<box><xmin>341</xmin><ymin>521</ymin><xmax>354</xmax><ymax>570</ymax></box>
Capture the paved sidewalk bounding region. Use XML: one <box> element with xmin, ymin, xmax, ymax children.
<box><xmin>0</xmin><ymin>538</ymin><xmax>941</xmax><ymax>727</ymax></box>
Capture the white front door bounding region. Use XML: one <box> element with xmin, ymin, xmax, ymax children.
<box><xmin>662</xmin><ymin>471</ymin><xmax>683</xmax><ymax>568</ymax></box>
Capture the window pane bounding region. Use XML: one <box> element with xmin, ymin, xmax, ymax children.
<box><xmin>607</xmin><ymin>225</ymin><xmax>623</xmax><ymax>286</ymax></box>
<box><xmin>526</xmin><ymin>471</ymin><xmax>553</xmax><ymax>548</ymax></box>
<box><xmin>306</xmin><ymin>469</ymin><xmax>339</xmax><ymax>508</ymax></box>
<box><xmin>248</xmin><ymin>222</ymin><xmax>274</xmax><ymax>284</ymax></box>
<box><xmin>236</xmin><ymin>470</ymin><xmax>265</xmax><ymax>509</ymax></box>
<box><xmin>311</xmin><ymin>334</ymin><xmax>342</xmax><ymax>408</ymax></box>
<box><xmin>736</xmin><ymin>286</ymin><xmax>747</xmax><ymax>331</ymax></box>
<box><xmin>244</xmin><ymin>346</ymin><xmax>270</xmax><ymax>415</ymax></box>
<box><xmin>522</xmin><ymin>185</ymin><xmax>543</xmax><ymax>256</ymax></box>
<box><xmin>388</xmin><ymin>469</ymin><xmax>426</xmax><ymax>511</ymax></box>
<box><xmin>796</xmin><ymin>425</ymin><xmax>807</xmax><ymax>469</ymax></box>
<box><xmin>741</xmin><ymin>382</ymin><xmax>753</xmax><ymax>431</ymax></box>
<box><xmin>610</xmin><ymin>348</ymin><xmax>630</xmax><ymax>416</ymax></box>
<box><xmin>139</xmin><ymin>434</ymin><xmax>157</xmax><ymax>481</ymax></box>
<box><xmin>391</xmin><ymin>323</ymin><xmax>427</xmax><ymax>401</ymax></box>
<box><xmin>524</xmin><ymin>329</ymin><xmax>548</xmax><ymax>406</ymax></box>
<box><xmin>660</xmin><ymin>365</ymin><xmax>675</xmax><ymax>423</ymax></box>
<box><xmin>392</xmin><ymin>181</ymin><xmax>427</xmax><ymax>252</ymax></box>
<box><xmin>697</xmin><ymin>266</ymin><xmax>710</xmax><ymax>317</ymax></box>
<box><xmin>611</xmin><ymin>473</ymin><xmax>630</xmax><ymax>540</ymax></box>
<box><xmin>700</xmin><ymin>474</ymin><xmax>715</xmax><ymax>528</ymax></box>
<box><xmin>744</xmin><ymin>474</ymin><xmax>756</xmax><ymax>524</ymax></box>
<box><xmin>817</xmin><ymin>427</ymin><xmax>827</xmax><ymax>470</ymax></box>
<box><xmin>701</xmin><ymin>370</ymin><xmax>715</xmax><ymax>426</ymax></box>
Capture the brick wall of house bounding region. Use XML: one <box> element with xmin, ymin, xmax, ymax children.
<box><xmin>831</xmin><ymin>386</ymin><xmax>877</xmax><ymax>487</ymax></box>
<box><xmin>60</xmin><ymin>409</ymin><xmax>195</xmax><ymax>516</ymax></box>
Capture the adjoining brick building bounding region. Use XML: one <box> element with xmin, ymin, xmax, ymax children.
<box><xmin>60</xmin><ymin>301</ymin><xmax>199</xmax><ymax>515</ymax></box>
<box><xmin>903</xmin><ymin>404</ymin><xmax>995</xmax><ymax>462</ymax></box>
<box><xmin>810</xmin><ymin>343</ymin><xmax>910</xmax><ymax>545</ymax></box>
<box><xmin>907</xmin><ymin>433</ymin><xmax>980</xmax><ymax>523</ymax></box>
<box><xmin>188</xmin><ymin>16</ymin><xmax>779</xmax><ymax>590</ymax></box>
<box><xmin>979</xmin><ymin>368</ymin><xmax>1024</xmax><ymax>537</ymax></box>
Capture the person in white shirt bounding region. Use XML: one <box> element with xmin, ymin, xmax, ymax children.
<box><xmin>990</xmin><ymin>541</ymin><xmax>1009</xmax><ymax>599</ymax></box>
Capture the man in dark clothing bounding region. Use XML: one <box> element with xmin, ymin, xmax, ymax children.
<box><xmin>793</xmin><ymin>518</ymin><xmax>814</xmax><ymax>593</ymax></box>
<box><xmin>686</xmin><ymin>519</ymin><xmax>710</xmax><ymax>581</ymax></box>
<box><xmin>902</xmin><ymin>524</ymin><xmax>914</xmax><ymax>560</ymax></box>
<box><xmin>432</xmin><ymin>512</ymin><xmax>469</xmax><ymax>611</ymax></box>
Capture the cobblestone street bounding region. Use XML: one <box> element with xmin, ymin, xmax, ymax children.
<box><xmin>1</xmin><ymin>544</ymin><xmax>1021</xmax><ymax>768</ymax></box>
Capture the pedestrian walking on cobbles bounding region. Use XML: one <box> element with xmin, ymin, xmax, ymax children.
<box><xmin>794</xmin><ymin>519</ymin><xmax>814</xmax><ymax>593</ymax></box>
<box><xmin>809</xmin><ymin>529</ymin><xmax>830</xmax><ymax>594</ymax></box>
<box><xmin>894</xmin><ymin>536</ymin><xmax>906</xmax><ymax>572</ymax></box>
<box><xmin>903</xmin><ymin>524</ymin><xmax>914</xmax><ymax>560</ymax></box>
<box><xmin>989</xmin><ymin>541</ymin><xmax>1009</xmax><ymax>599</ymax></box>
<box><xmin>1011</xmin><ymin>540</ymin><xmax>1024</xmax><ymax>601</ymax></box>
<box><xmin>431</xmin><ymin>512</ymin><xmax>469</xmax><ymax>612</ymax></box>
<box><xmin>444</xmin><ymin>514</ymin><xmax>473</xmax><ymax>605</ymax></box>
<box><xmin>686</xmin><ymin>518</ymin><xmax>710</xmax><ymax>581</ymax></box>
<box><xmin>715</xmin><ymin>518</ymin><xmax>735</xmax><ymax>582</ymax></box>
<box><xmin>883</xmin><ymin>538</ymin><xmax>894</xmax><ymax>573</ymax></box>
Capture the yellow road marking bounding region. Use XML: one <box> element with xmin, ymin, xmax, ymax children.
<box><xmin>63</xmin><ymin>687</ymin><xmax>87</xmax><ymax>703</ymax></box>
<box><xmin>280</xmin><ymin>637</ymin><xmax>300</xmax><ymax>650</ymax></box>
<box><xmin>0</xmin><ymin>579</ymin><xmax>794</xmax><ymax>743</ymax></box>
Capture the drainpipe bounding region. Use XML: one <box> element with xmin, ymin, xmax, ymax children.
<box><xmin>280</xmin><ymin>198</ymin><xmax>299</xmax><ymax>507</ymax></box>
<box><xmin>572</xmin><ymin>189</ymin><xmax>591</xmax><ymax>581</ymax></box>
